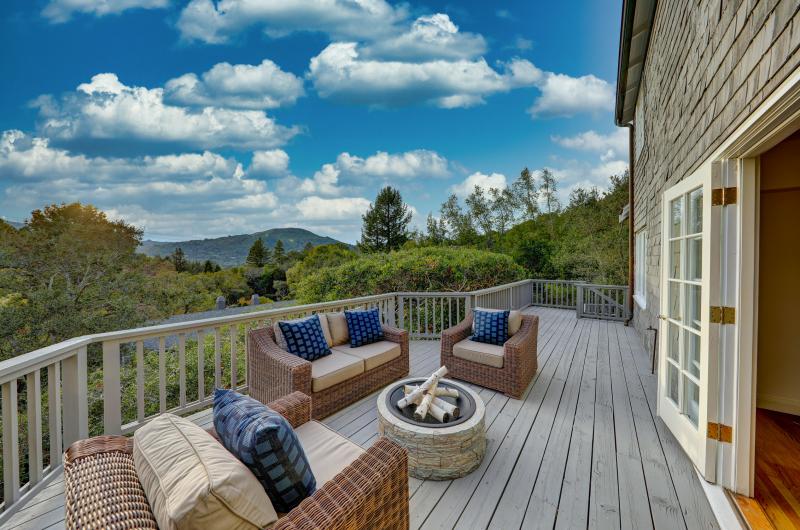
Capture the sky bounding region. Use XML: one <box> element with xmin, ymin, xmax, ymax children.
<box><xmin>0</xmin><ymin>0</ymin><xmax>626</xmax><ymax>243</ymax></box>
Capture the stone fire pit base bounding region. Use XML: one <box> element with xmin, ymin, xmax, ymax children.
<box><xmin>377</xmin><ymin>378</ymin><xmax>486</xmax><ymax>480</ymax></box>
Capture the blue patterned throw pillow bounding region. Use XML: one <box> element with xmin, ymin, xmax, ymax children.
<box><xmin>344</xmin><ymin>307</ymin><xmax>384</xmax><ymax>347</ymax></box>
<box><xmin>471</xmin><ymin>308</ymin><xmax>509</xmax><ymax>346</ymax></box>
<box><xmin>213</xmin><ymin>389</ymin><xmax>316</xmax><ymax>512</ymax></box>
<box><xmin>278</xmin><ymin>315</ymin><xmax>331</xmax><ymax>361</ymax></box>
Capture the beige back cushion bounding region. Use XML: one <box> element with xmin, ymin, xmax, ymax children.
<box><xmin>325</xmin><ymin>312</ymin><xmax>350</xmax><ymax>346</ymax></box>
<box><xmin>133</xmin><ymin>414</ymin><xmax>278</xmax><ymax>530</ymax></box>
<box><xmin>274</xmin><ymin>314</ymin><xmax>333</xmax><ymax>349</ymax></box>
<box><xmin>472</xmin><ymin>308</ymin><xmax>522</xmax><ymax>336</ymax></box>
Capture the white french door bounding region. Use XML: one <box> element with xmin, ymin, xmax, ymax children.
<box><xmin>658</xmin><ymin>164</ymin><xmax>720</xmax><ymax>480</ymax></box>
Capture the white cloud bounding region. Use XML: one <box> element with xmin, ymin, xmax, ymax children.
<box><xmin>362</xmin><ymin>14</ymin><xmax>486</xmax><ymax>61</ymax></box>
<box><xmin>164</xmin><ymin>60</ymin><xmax>304</xmax><ymax>110</ymax></box>
<box><xmin>295</xmin><ymin>196</ymin><xmax>371</xmax><ymax>221</ymax></box>
<box><xmin>513</xmin><ymin>37</ymin><xmax>533</xmax><ymax>51</ymax></box>
<box><xmin>177</xmin><ymin>0</ymin><xmax>406</xmax><ymax>44</ymax></box>
<box><xmin>449</xmin><ymin>171</ymin><xmax>508</xmax><ymax>197</ymax></box>
<box><xmin>308</xmin><ymin>42</ymin><xmax>540</xmax><ymax>108</ymax></box>
<box><xmin>34</xmin><ymin>73</ymin><xmax>300</xmax><ymax>151</ymax></box>
<box><xmin>335</xmin><ymin>149</ymin><xmax>450</xmax><ymax>180</ymax></box>
<box><xmin>528</xmin><ymin>73</ymin><xmax>614</xmax><ymax>118</ymax></box>
<box><xmin>495</xmin><ymin>9</ymin><xmax>513</xmax><ymax>20</ymax></box>
<box><xmin>551</xmin><ymin>129</ymin><xmax>628</xmax><ymax>157</ymax></box>
<box><xmin>42</xmin><ymin>0</ymin><xmax>168</xmax><ymax>23</ymax></box>
<box><xmin>249</xmin><ymin>149</ymin><xmax>290</xmax><ymax>176</ymax></box>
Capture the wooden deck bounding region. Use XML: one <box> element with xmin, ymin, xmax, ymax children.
<box><xmin>3</xmin><ymin>307</ymin><xmax>720</xmax><ymax>529</ymax></box>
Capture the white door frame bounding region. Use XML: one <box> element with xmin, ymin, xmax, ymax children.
<box><xmin>701</xmin><ymin>67</ymin><xmax>800</xmax><ymax>495</ymax></box>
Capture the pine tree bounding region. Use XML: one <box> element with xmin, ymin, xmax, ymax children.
<box><xmin>171</xmin><ymin>247</ymin><xmax>187</xmax><ymax>272</ymax></box>
<box><xmin>203</xmin><ymin>260</ymin><xmax>215</xmax><ymax>273</ymax></box>
<box><xmin>272</xmin><ymin>239</ymin><xmax>286</xmax><ymax>267</ymax></box>
<box><xmin>246</xmin><ymin>238</ymin><xmax>267</xmax><ymax>267</ymax></box>
<box><xmin>358</xmin><ymin>186</ymin><xmax>412</xmax><ymax>252</ymax></box>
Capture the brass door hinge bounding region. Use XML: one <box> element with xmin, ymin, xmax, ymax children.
<box><xmin>707</xmin><ymin>422</ymin><xmax>733</xmax><ymax>443</ymax></box>
<box><xmin>710</xmin><ymin>306</ymin><xmax>735</xmax><ymax>324</ymax></box>
<box><xmin>711</xmin><ymin>187</ymin><xmax>737</xmax><ymax>206</ymax></box>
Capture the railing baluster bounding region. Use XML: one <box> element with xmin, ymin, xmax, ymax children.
<box><xmin>158</xmin><ymin>337</ymin><xmax>166</xmax><ymax>413</ymax></box>
<box><xmin>102</xmin><ymin>341</ymin><xmax>122</xmax><ymax>435</ymax></box>
<box><xmin>47</xmin><ymin>362</ymin><xmax>62</xmax><ymax>466</ymax></box>
<box><xmin>178</xmin><ymin>333</ymin><xmax>186</xmax><ymax>407</ymax></box>
<box><xmin>26</xmin><ymin>369</ymin><xmax>43</xmax><ymax>485</ymax></box>
<box><xmin>2</xmin><ymin>380</ymin><xmax>20</xmax><ymax>504</ymax></box>
<box><xmin>62</xmin><ymin>347</ymin><xmax>88</xmax><ymax>447</ymax></box>
<box><xmin>136</xmin><ymin>341</ymin><xmax>144</xmax><ymax>422</ymax></box>
<box><xmin>214</xmin><ymin>327</ymin><xmax>222</xmax><ymax>388</ymax></box>
<box><xmin>230</xmin><ymin>324</ymin><xmax>237</xmax><ymax>389</ymax></box>
<box><xmin>197</xmin><ymin>330</ymin><xmax>205</xmax><ymax>401</ymax></box>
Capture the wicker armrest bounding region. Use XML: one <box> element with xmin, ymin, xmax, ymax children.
<box><xmin>275</xmin><ymin>437</ymin><xmax>409</xmax><ymax>530</ymax></box>
<box><xmin>381</xmin><ymin>323</ymin><xmax>408</xmax><ymax>345</ymax></box>
<box><xmin>504</xmin><ymin>314</ymin><xmax>538</xmax><ymax>354</ymax></box>
<box><xmin>248</xmin><ymin>327</ymin><xmax>313</xmax><ymax>405</ymax></box>
<box><xmin>266</xmin><ymin>391</ymin><xmax>312</xmax><ymax>428</ymax></box>
<box><xmin>441</xmin><ymin>313</ymin><xmax>473</xmax><ymax>351</ymax></box>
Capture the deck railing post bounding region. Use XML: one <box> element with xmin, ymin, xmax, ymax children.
<box><xmin>62</xmin><ymin>347</ymin><xmax>89</xmax><ymax>447</ymax></box>
<box><xmin>2</xmin><ymin>379</ymin><xmax>20</xmax><ymax>504</ymax></box>
<box><xmin>102</xmin><ymin>341</ymin><xmax>122</xmax><ymax>435</ymax></box>
<box><xmin>576</xmin><ymin>285</ymin><xmax>584</xmax><ymax>319</ymax></box>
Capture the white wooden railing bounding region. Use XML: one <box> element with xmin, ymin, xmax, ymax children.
<box><xmin>0</xmin><ymin>278</ymin><xmax>626</xmax><ymax>520</ymax></box>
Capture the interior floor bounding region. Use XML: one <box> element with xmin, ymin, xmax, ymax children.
<box><xmin>754</xmin><ymin>408</ymin><xmax>800</xmax><ymax>529</ymax></box>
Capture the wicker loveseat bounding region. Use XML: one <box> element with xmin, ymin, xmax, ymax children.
<box><xmin>248</xmin><ymin>316</ymin><xmax>409</xmax><ymax>419</ymax></box>
<box><xmin>64</xmin><ymin>392</ymin><xmax>409</xmax><ymax>530</ymax></box>
<box><xmin>441</xmin><ymin>311</ymin><xmax>539</xmax><ymax>399</ymax></box>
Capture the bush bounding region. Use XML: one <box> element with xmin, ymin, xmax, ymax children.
<box><xmin>293</xmin><ymin>247</ymin><xmax>525</xmax><ymax>303</ymax></box>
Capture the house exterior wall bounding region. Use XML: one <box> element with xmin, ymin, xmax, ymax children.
<box><xmin>630</xmin><ymin>0</ymin><xmax>800</xmax><ymax>345</ymax></box>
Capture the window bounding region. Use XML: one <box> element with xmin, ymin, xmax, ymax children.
<box><xmin>634</xmin><ymin>230</ymin><xmax>647</xmax><ymax>308</ymax></box>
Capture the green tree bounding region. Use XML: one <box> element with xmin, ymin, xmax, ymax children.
<box><xmin>425</xmin><ymin>213</ymin><xmax>447</xmax><ymax>245</ymax></box>
<box><xmin>202</xmin><ymin>260</ymin><xmax>216</xmax><ymax>273</ymax></box>
<box><xmin>171</xmin><ymin>247</ymin><xmax>187</xmax><ymax>272</ymax></box>
<box><xmin>246</xmin><ymin>238</ymin><xmax>267</xmax><ymax>267</ymax></box>
<box><xmin>512</xmin><ymin>167</ymin><xmax>539</xmax><ymax>220</ymax></box>
<box><xmin>539</xmin><ymin>168</ymin><xmax>561</xmax><ymax>214</ymax></box>
<box><xmin>358</xmin><ymin>186</ymin><xmax>412</xmax><ymax>252</ymax></box>
<box><xmin>272</xmin><ymin>239</ymin><xmax>285</xmax><ymax>267</ymax></box>
<box><xmin>439</xmin><ymin>194</ymin><xmax>477</xmax><ymax>244</ymax></box>
<box><xmin>285</xmin><ymin>243</ymin><xmax>356</xmax><ymax>293</ymax></box>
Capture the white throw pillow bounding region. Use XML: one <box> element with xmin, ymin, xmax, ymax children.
<box><xmin>133</xmin><ymin>414</ymin><xmax>278</xmax><ymax>530</ymax></box>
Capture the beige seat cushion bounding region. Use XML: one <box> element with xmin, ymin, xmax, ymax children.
<box><xmin>133</xmin><ymin>414</ymin><xmax>277</xmax><ymax>530</ymax></box>
<box><xmin>311</xmin><ymin>350</ymin><xmax>364</xmax><ymax>392</ymax></box>
<box><xmin>325</xmin><ymin>312</ymin><xmax>350</xmax><ymax>346</ymax></box>
<box><xmin>472</xmin><ymin>308</ymin><xmax>522</xmax><ymax>336</ymax></box>
<box><xmin>453</xmin><ymin>337</ymin><xmax>505</xmax><ymax>369</ymax></box>
<box><xmin>332</xmin><ymin>340</ymin><xmax>400</xmax><ymax>371</ymax></box>
<box><xmin>294</xmin><ymin>420</ymin><xmax>364</xmax><ymax>485</ymax></box>
<box><xmin>274</xmin><ymin>314</ymin><xmax>333</xmax><ymax>349</ymax></box>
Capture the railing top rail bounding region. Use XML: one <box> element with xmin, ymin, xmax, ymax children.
<box><xmin>395</xmin><ymin>291</ymin><xmax>469</xmax><ymax>297</ymax></box>
<box><xmin>580</xmin><ymin>283</ymin><xmax>630</xmax><ymax>290</ymax></box>
<box><xmin>469</xmin><ymin>278</ymin><xmax>533</xmax><ymax>295</ymax></box>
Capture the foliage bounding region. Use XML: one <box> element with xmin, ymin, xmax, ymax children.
<box><xmin>246</xmin><ymin>237</ymin><xmax>268</xmax><ymax>267</ymax></box>
<box><xmin>359</xmin><ymin>186</ymin><xmax>412</xmax><ymax>252</ymax></box>
<box><xmin>285</xmin><ymin>243</ymin><xmax>357</xmax><ymax>292</ymax></box>
<box><xmin>171</xmin><ymin>247</ymin><xmax>187</xmax><ymax>272</ymax></box>
<box><xmin>293</xmin><ymin>247</ymin><xmax>525</xmax><ymax>303</ymax></box>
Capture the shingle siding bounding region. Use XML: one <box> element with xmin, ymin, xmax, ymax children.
<box><xmin>630</xmin><ymin>0</ymin><xmax>800</xmax><ymax>345</ymax></box>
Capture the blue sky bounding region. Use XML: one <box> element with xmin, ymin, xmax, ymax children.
<box><xmin>1</xmin><ymin>0</ymin><xmax>626</xmax><ymax>243</ymax></box>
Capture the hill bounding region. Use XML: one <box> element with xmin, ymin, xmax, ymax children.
<box><xmin>2</xmin><ymin>220</ymin><xmax>24</xmax><ymax>229</ymax></box>
<box><xmin>138</xmin><ymin>228</ymin><xmax>344</xmax><ymax>266</ymax></box>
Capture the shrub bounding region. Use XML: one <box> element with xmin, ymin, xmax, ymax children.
<box><xmin>293</xmin><ymin>247</ymin><xmax>525</xmax><ymax>303</ymax></box>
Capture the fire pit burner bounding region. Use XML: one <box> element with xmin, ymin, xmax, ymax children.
<box><xmin>384</xmin><ymin>379</ymin><xmax>476</xmax><ymax>428</ymax></box>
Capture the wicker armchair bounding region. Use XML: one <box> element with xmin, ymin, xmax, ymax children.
<box><xmin>248</xmin><ymin>323</ymin><xmax>409</xmax><ymax>419</ymax></box>
<box><xmin>64</xmin><ymin>392</ymin><xmax>410</xmax><ymax>530</ymax></box>
<box><xmin>441</xmin><ymin>312</ymin><xmax>539</xmax><ymax>399</ymax></box>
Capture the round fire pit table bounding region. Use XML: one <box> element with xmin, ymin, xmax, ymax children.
<box><xmin>377</xmin><ymin>377</ymin><xmax>486</xmax><ymax>480</ymax></box>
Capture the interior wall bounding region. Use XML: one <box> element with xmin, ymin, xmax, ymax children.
<box><xmin>757</xmin><ymin>131</ymin><xmax>800</xmax><ymax>415</ymax></box>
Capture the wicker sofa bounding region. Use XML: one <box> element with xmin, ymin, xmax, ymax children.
<box><xmin>441</xmin><ymin>312</ymin><xmax>539</xmax><ymax>399</ymax></box>
<box><xmin>64</xmin><ymin>392</ymin><xmax>409</xmax><ymax>530</ymax></box>
<box><xmin>248</xmin><ymin>316</ymin><xmax>409</xmax><ymax>419</ymax></box>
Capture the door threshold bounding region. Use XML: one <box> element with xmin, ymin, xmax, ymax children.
<box><xmin>694</xmin><ymin>469</ymin><xmax>747</xmax><ymax>530</ymax></box>
<box><xmin>730</xmin><ymin>492</ymin><xmax>776</xmax><ymax>530</ymax></box>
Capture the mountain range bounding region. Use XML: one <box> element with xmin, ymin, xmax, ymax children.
<box><xmin>137</xmin><ymin>228</ymin><xmax>344</xmax><ymax>266</ymax></box>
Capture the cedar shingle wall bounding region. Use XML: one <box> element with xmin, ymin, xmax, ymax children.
<box><xmin>631</xmin><ymin>0</ymin><xmax>800</xmax><ymax>344</ymax></box>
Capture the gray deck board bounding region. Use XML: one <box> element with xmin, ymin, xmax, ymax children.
<box><xmin>3</xmin><ymin>307</ymin><xmax>720</xmax><ymax>530</ymax></box>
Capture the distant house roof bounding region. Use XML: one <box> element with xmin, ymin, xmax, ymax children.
<box><xmin>615</xmin><ymin>0</ymin><xmax>657</xmax><ymax>126</ymax></box>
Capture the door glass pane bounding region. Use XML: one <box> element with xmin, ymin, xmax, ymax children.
<box><xmin>670</xmin><ymin>240</ymin><xmax>681</xmax><ymax>279</ymax></box>
<box><xmin>687</xmin><ymin>237</ymin><xmax>702</xmax><ymax>281</ymax></box>
<box><xmin>684</xmin><ymin>378</ymin><xmax>700</xmax><ymax>426</ymax></box>
<box><xmin>685</xmin><ymin>330</ymin><xmax>700</xmax><ymax>378</ymax></box>
<box><xmin>686</xmin><ymin>284</ymin><xmax>701</xmax><ymax>330</ymax></box>
<box><xmin>668</xmin><ymin>363</ymin><xmax>680</xmax><ymax>405</ymax></box>
<box><xmin>669</xmin><ymin>281</ymin><xmax>682</xmax><ymax>321</ymax></box>
<box><xmin>670</xmin><ymin>198</ymin><xmax>682</xmax><ymax>237</ymax></box>
<box><xmin>668</xmin><ymin>323</ymin><xmax>680</xmax><ymax>362</ymax></box>
<box><xmin>688</xmin><ymin>188</ymin><xmax>703</xmax><ymax>235</ymax></box>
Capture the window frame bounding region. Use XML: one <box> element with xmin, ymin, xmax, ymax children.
<box><xmin>634</xmin><ymin>229</ymin><xmax>647</xmax><ymax>308</ymax></box>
